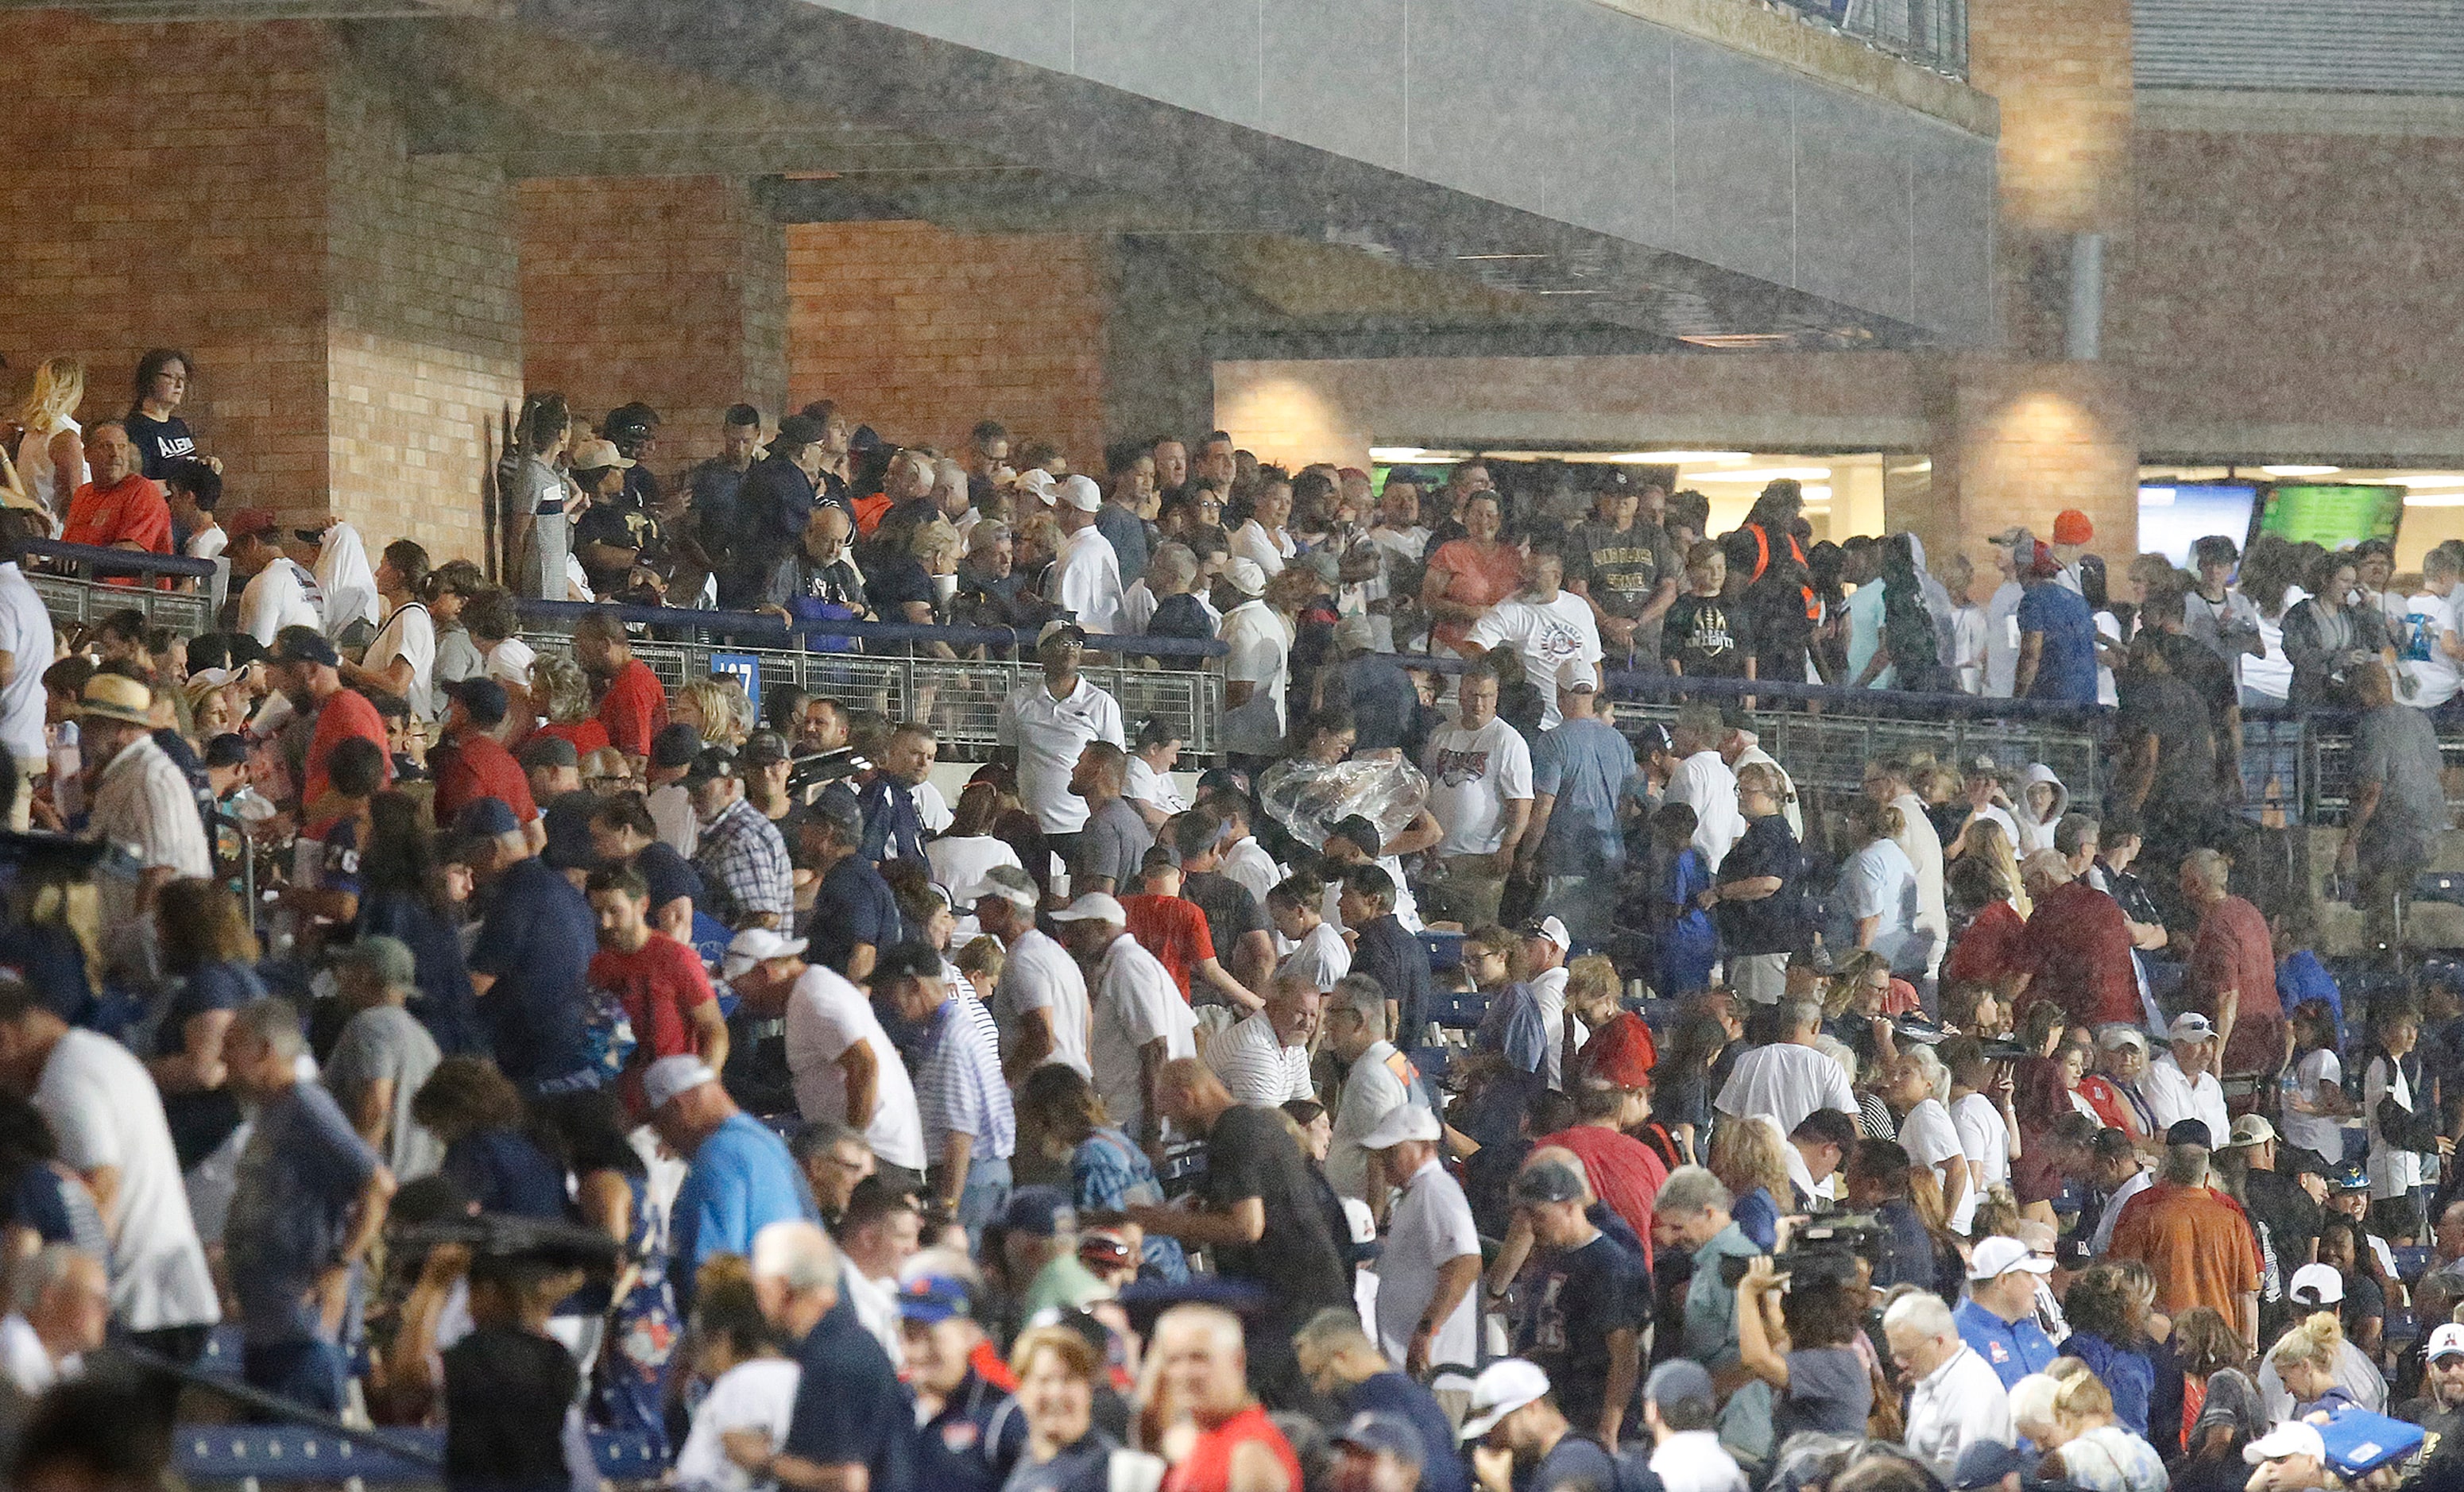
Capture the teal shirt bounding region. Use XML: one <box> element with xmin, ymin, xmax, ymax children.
<box><xmin>1683</xmin><ymin>1221</ymin><xmax>1763</xmax><ymax>1363</ymax></box>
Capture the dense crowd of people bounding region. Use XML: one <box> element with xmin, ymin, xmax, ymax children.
<box><xmin>0</xmin><ymin>362</ymin><xmax>2456</xmax><ymax>1492</ymax></box>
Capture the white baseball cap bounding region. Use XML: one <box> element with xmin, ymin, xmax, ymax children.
<box><xmin>964</xmin><ymin>867</ymin><xmax>1039</xmax><ymax>911</ymax></box>
<box><xmin>2430</xmin><ymin>1323</ymin><xmax>2464</xmax><ymax>1361</ymax></box>
<box><xmin>1057</xmin><ymin>474</ymin><xmax>1102</xmax><ymax>512</ymax></box>
<box><xmin>1050</xmin><ymin>892</ymin><xmax>1128</xmax><ymax>925</ymax></box>
<box><xmin>2242</xmin><ymin>1421</ymin><xmax>2325</xmax><ymax>1466</ymax></box>
<box><xmin>1224</xmin><ymin>557</ymin><xmax>1268</xmax><ymax>597</ymax></box>
<box><xmin>1557</xmin><ymin>657</ymin><xmax>1598</xmax><ymax>692</ymax></box>
<box><xmin>1014</xmin><ymin>469</ymin><xmax>1056</xmax><ymax>503</ymax></box>
<box><xmin>642</xmin><ymin>1055</ymin><xmax>717</xmax><ymax>1111</ymax></box>
<box><xmin>2288</xmin><ymin>1262</ymin><xmax>2344</xmax><ymax>1306</ymax></box>
<box><xmin>1360</xmin><ymin>1104</ymin><xmax>1441</xmax><ymax>1150</ymax></box>
<box><xmin>721</xmin><ymin>927</ymin><xmax>809</xmax><ymax>981</ymax></box>
<box><xmin>2168</xmin><ymin>1011</ymin><xmax>2217</xmax><ymax>1043</ymax></box>
<box><xmin>1967</xmin><ymin>1235</ymin><xmax>2052</xmax><ymax>1281</ymax></box>
<box><xmin>1522</xmin><ymin>917</ymin><xmax>1570</xmax><ymax>953</ymax></box>
<box><xmin>1459</xmin><ymin>1359</ymin><xmax>1552</xmax><ymax>1441</ymax></box>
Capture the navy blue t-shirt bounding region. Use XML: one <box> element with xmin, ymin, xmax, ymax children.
<box><xmin>1521</xmin><ymin>1231</ymin><xmax>1649</xmax><ymax>1435</ymax></box>
<box><xmin>0</xmin><ymin>923</ymin><xmax>95</xmax><ymax>1025</ymax></box>
<box><xmin>158</xmin><ymin>961</ymin><xmax>262</xmax><ymax>1169</ymax></box>
<box><xmin>358</xmin><ymin>892</ymin><xmax>486</xmax><ymax>1056</ymax></box>
<box><xmin>466</xmin><ymin>856</ymin><xmax>596</xmax><ymax>1086</ymax></box>
<box><xmin>784</xmin><ymin>1298</ymin><xmax>915</xmax><ymax>1486</ymax></box>
<box><xmin>804</xmin><ymin>857</ymin><xmax>901</xmax><ymax>976</ymax></box>
<box><xmin>1715</xmin><ymin>814</ymin><xmax>1805</xmax><ymax>957</ymax></box>
<box><xmin>2017</xmin><ymin>582</ymin><xmax>2099</xmax><ymax>703</ymax></box>
<box><xmin>1531</xmin><ymin>1433</ymin><xmax>1621</xmax><ymax>1491</ymax></box>
<box><xmin>915</xmin><ymin>1374</ymin><xmax>1027</xmax><ymax>1492</ymax></box>
<box><xmin>1347</xmin><ymin>1372</ymin><xmax>1471</xmax><ymax>1492</ymax></box>
<box><xmin>439</xmin><ymin>1128</ymin><xmax>569</xmax><ymax>1219</ymax></box>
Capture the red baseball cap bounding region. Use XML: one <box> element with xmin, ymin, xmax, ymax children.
<box><xmin>224</xmin><ymin>508</ymin><xmax>280</xmax><ymax>541</ymax></box>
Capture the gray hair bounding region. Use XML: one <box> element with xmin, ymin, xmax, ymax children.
<box><xmin>11</xmin><ymin>1243</ymin><xmax>95</xmax><ymax>1315</ymax></box>
<box><xmin>1332</xmin><ymin>974</ymin><xmax>1388</xmax><ymax>1039</ymax></box>
<box><xmin>967</xmin><ymin>520</ymin><xmax>1012</xmax><ymax>557</ymax></box>
<box><xmin>931</xmin><ymin>458</ymin><xmax>968</xmax><ymax>501</ymax></box>
<box><xmin>1654</xmin><ymin>1164</ymin><xmax>1731</xmax><ymax>1219</ymax></box>
<box><xmin>2183</xmin><ymin>847</ymin><xmax>2231</xmax><ymax>893</ymax></box>
<box><xmin>1883</xmin><ymin>1289</ymin><xmax>1955</xmax><ymax>1341</ymax></box>
<box><xmin>1147</xmin><ymin>542</ymin><xmax>1197</xmax><ymax>594</ymax></box>
<box><xmin>750</xmin><ymin>1219</ymin><xmax>839</xmax><ymax>1292</ymax></box>
<box><xmin>2161</xmin><ymin>1143</ymin><xmax>2211</xmax><ymax>1186</ymax></box>
<box><xmin>232</xmin><ymin>997</ymin><xmax>307</xmax><ymax>1064</ymax></box>
<box><xmin>1290</xmin><ymin>1306</ymin><xmax>1379</xmax><ymax>1361</ymax></box>
<box><xmin>1789</xmin><ymin>999</ymin><xmax>1823</xmax><ymax>1034</ymax></box>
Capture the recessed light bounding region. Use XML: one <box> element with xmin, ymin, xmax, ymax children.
<box><xmin>2377</xmin><ymin>473</ymin><xmax>2464</xmax><ymax>488</ymax></box>
<box><xmin>1615</xmin><ymin>451</ymin><xmax>1754</xmax><ymax>465</ymax></box>
<box><xmin>2260</xmin><ymin>464</ymin><xmax>2341</xmax><ymax>477</ymax></box>
<box><xmin>1688</xmin><ymin>466</ymin><xmax>1832</xmax><ymax>483</ymax></box>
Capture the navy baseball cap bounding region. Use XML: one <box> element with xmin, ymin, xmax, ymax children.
<box><xmin>1000</xmin><ymin>1187</ymin><xmax>1075</xmax><ymax>1239</ymax></box>
<box><xmin>650</xmin><ymin>723</ymin><xmax>703</xmax><ymax>769</ymax></box>
<box><xmin>445</xmin><ymin>677</ymin><xmax>510</xmax><ymax>726</ymax></box>
<box><xmin>451</xmin><ymin>797</ymin><xmax>520</xmax><ymax>843</ymax></box>
<box><xmin>1333</xmin><ymin>1413</ymin><xmax>1423</xmax><ymax>1468</ymax></box>
<box><xmin>895</xmin><ymin>1273</ymin><xmax>974</xmax><ymax>1325</ymax></box>
<box><xmin>269</xmin><ymin>626</ymin><xmax>338</xmax><ymax>668</ymax></box>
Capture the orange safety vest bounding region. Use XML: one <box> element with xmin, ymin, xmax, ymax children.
<box><xmin>1746</xmin><ymin>521</ymin><xmax>1820</xmax><ymax>622</ymax></box>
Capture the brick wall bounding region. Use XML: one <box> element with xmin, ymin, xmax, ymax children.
<box><xmin>785</xmin><ymin>222</ymin><xmax>1108</xmax><ymax>466</ymax></box>
<box><xmin>518</xmin><ymin>176</ymin><xmax>787</xmax><ymax>473</ymax></box>
<box><xmin>327</xmin><ymin>56</ymin><xmax>522</xmax><ymax>564</ymax></box>
<box><xmin>0</xmin><ymin>11</ymin><xmax>335</xmax><ymax>504</ymax></box>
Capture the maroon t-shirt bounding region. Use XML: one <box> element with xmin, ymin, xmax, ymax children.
<box><xmin>2189</xmin><ymin>894</ymin><xmax>2286</xmax><ymax>1077</ymax></box>
<box><xmin>1539</xmin><ymin>1123</ymin><xmax>1669</xmax><ymax>1270</ymax></box>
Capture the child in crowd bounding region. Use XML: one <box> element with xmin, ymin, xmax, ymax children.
<box><xmin>1661</xmin><ymin>542</ymin><xmax>1754</xmax><ymax>679</ymax></box>
<box><xmin>1650</xmin><ymin>802</ymin><xmax>1717</xmax><ymax>996</ymax></box>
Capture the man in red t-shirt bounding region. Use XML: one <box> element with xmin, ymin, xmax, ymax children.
<box><xmin>573</xmin><ymin>612</ymin><xmax>668</xmax><ymax>763</ymax></box>
<box><xmin>1123</xmin><ymin>852</ymin><xmax>1261</xmax><ymax>1011</ymax></box>
<box><xmin>587</xmin><ymin>863</ymin><xmax>728</xmax><ymax>1116</ymax></box>
<box><xmin>2011</xmin><ymin>853</ymin><xmax>2140</xmax><ymax>1032</ymax></box>
<box><xmin>2181</xmin><ymin>847</ymin><xmax>2288</xmax><ymax>1080</ymax></box>
<box><xmin>269</xmin><ymin>626</ymin><xmax>394</xmax><ymax>816</ymax></box>
<box><xmin>1539</xmin><ymin>1084</ymin><xmax>1669</xmax><ymax>1271</ymax></box>
<box><xmin>431</xmin><ymin>678</ymin><xmax>543</xmax><ymax>849</ymax></box>
<box><xmin>1154</xmin><ymin>1304</ymin><xmax>1303</xmax><ymax>1492</ymax></box>
<box><xmin>61</xmin><ymin>422</ymin><xmax>172</xmax><ymax>567</ymax></box>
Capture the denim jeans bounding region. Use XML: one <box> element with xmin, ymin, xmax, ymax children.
<box><xmin>952</xmin><ymin>1154</ymin><xmax>1013</xmax><ymax>1250</ymax></box>
<box><xmin>243</xmin><ymin>1336</ymin><xmax>349</xmax><ymax>1416</ymax></box>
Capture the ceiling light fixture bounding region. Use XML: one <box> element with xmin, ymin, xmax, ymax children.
<box><xmin>2259</xmin><ymin>464</ymin><xmax>2341</xmax><ymax>477</ymax></box>
<box><xmin>2376</xmin><ymin>473</ymin><xmax>2464</xmax><ymax>488</ymax></box>
<box><xmin>1617</xmin><ymin>451</ymin><xmax>1754</xmax><ymax>465</ymax></box>
<box><xmin>1688</xmin><ymin>466</ymin><xmax>1832</xmax><ymax>483</ymax></box>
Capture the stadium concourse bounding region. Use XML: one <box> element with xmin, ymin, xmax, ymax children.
<box><xmin>0</xmin><ymin>372</ymin><xmax>2458</xmax><ymax>1492</ymax></box>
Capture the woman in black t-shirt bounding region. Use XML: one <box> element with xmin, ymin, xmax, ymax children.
<box><xmin>123</xmin><ymin>348</ymin><xmax>210</xmax><ymax>480</ymax></box>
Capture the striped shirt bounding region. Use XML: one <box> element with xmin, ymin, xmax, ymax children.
<box><xmin>692</xmin><ymin>797</ymin><xmax>794</xmax><ymax>930</ymax></box>
<box><xmin>916</xmin><ymin>995</ymin><xmax>1015</xmax><ymax>1165</ymax></box>
<box><xmin>1204</xmin><ymin>1010</ymin><xmax>1313</xmax><ymax>1107</ymax></box>
<box><xmin>90</xmin><ymin>735</ymin><xmax>211</xmax><ymax>879</ymax></box>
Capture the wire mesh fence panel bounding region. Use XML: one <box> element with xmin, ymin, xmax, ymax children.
<box><xmin>1108</xmin><ymin>667</ymin><xmax>1220</xmax><ymax>755</ymax></box>
<box><xmin>912</xmin><ymin>661</ymin><xmax>1027</xmax><ymax>750</ymax></box>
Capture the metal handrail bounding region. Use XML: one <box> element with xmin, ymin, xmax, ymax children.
<box><xmin>513</xmin><ymin>597</ymin><xmax>1229</xmax><ymax>659</ymax></box>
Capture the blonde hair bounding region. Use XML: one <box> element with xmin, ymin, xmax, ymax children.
<box><xmin>955</xmin><ymin>934</ymin><xmax>1005</xmax><ymax>991</ymax></box>
<box><xmin>1565</xmin><ymin>955</ymin><xmax>1621</xmax><ymax>1019</ymax></box>
<box><xmin>16</xmin><ymin>358</ymin><xmax>84</xmax><ymax>433</ymax></box>
<box><xmin>1968</xmin><ymin>818</ymin><xmax>2031</xmax><ymax>917</ymax></box>
<box><xmin>2271</xmin><ymin>1311</ymin><xmax>2344</xmax><ymax>1374</ymax></box>
<box><xmin>532</xmin><ymin>652</ymin><xmax>593</xmax><ymax>725</ymax></box>
<box><xmin>2047</xmin><ymin>1358</ymin><xmax>2115</xmax><ymax>1425</ymax></box>
<box><xmin>678</xmin><ymin>675</ymin><xmax>753</xmax><ymax>748</ymax></box>
<box><xmin>910</xmin><ymin>519</ymin><xmax>961</xmax><ymax>569</ymax></box>
<box><xmin>1708</xmin><ymin>1115</ymin><xmax>1790</xmax><ymax>1201</ymax></box>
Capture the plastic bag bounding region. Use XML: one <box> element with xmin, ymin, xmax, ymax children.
<box><xmin>1257</xmin><ymin>754</ymin><xmax>1430</xmax><ymax>851</ymax></box>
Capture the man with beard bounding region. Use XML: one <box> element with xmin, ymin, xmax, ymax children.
<box><xmin>268</xmin><ymin>626</ymin><xmax>392</xmax><ymax>816</ymax></box>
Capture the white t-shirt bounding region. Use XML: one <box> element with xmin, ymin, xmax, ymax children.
<box><xmin>1983</xmin><ymin>579</ymin><xmax>2025</xmax><ymax>698</ymax></box>
<box><xmin>1529</xmin><ymin>964</ymin><xmax>1582</xmax><ymax>1092</ymax></box>
<box><xmin>1204</xmin><ymin>1011</ymin><xmax>1313</xmax><ymax>1107</ymax></box>
<box><xmin>1949</xmin><ymin>1090</ymin><xmax>2009</xmax><ymax>1235</ymax></box>
<box><xmin>2243</xmin><ymin>587</ymin><xmax>2305</xmax><ymax>702</ymax></box>
<box><xmin>2394</xmin><ymin>589</ymin><xmax>2463</xmax><ymax>708</ymax></box>
<box><xmin>1713</xmin><ymin>1042</ymin><xmax>1858</xmax><ymax>1141</ymax></box>
<box><xmin>1373</xmin><ymin>1157</ymin><xmax>1481</xmax><ymax>1370</ymax></box>
<box><xmin>0</xmin><ymin>1312</ymin><xmax>67</xmax><ymax>1395</ymax></box>
<box><xmin>992</xmin><ymin>928</ymin><xmax>1092</xmax><ymax>1081</ymax></box>
<box><xmin>1222</xmin><ymin>837</ymin><xmax>1281</xmax><ymax>907</ymax></box>
<box><xmin>2282</xmin><ymin>1047</ymin><xmax>2344</xmax><ymax>1158</ymax></box>
<box><xmin>1230</xmin><ymin>520</ymin><xmax>1293</xmax><ymax>577</ymax></box>
<box><xmin>1086</xmin><ymin>932</ymin><xmax>1197</xmax><ymax>1138</ymax></box>
<box><xmin>1220</xmin><ymin>601</ymin><xmax>1294</xmax><ymax>756</ymax></box>
<box><xmin>1422</xmin><ymin>716</ymin><xmax>1534</xmax><ymax>857</ymax></box>
<box><xmin>0</xmin><ymin>563</ymin><xmax>55</xmax><ymax>767</ymax></box>
<box><xmin>782</xmin><ymin>964</ymin><xmax>926</xmax><ymax>1171</ymax></box>
<box><xmin>1124</xmin><ymin>756</ymin><xmax>1188</xmax><ymax>817</ymax></box>
<box><xmin>672</xmin><ymin>1357</ymin><xmax>800</xmax><ymax>1492</ymax></box>
<box><xmin>36</xmin><ymin>1030</ymin><xmax>219</xmax><ymax>1332</ymax></box>
<box><xmin>649</xmin><ymin>781</ymin><xmax>698</xmax><ymax>858</ymax></box>
<box><xmin>926</xmin><ymin>836</ymin><xmax>1023</xmax><ymax>902</ymax></box>
<box><xmin>366</xmin><ymin>598</ymin><xmax>438</xmax><ymax>721</ymax></box>
<box><xmin>1464</xmin><ymin>592</ymin><xmax>1603</xmax><ymax>729</ymax></box>
<box><xmin>1275</xmin><ymin>922</ymin><xmax>1352</xmax><ymax>992</ymax></box>
<box><xmin>2141</xmin><ymin>1052</ymin><xmax>2230</xmax><ymax>1154</ymax></box>
<box><xmin>1329</xmin><ymin>1042</ymin><xmax>1413</xmax><ymax>1200</ymax></box>
<box><xmin>1897</xmin><ymin>1096</ymin><xmax>1967</xmax><ymax>1226</ymax></box>
<box><xmin>1890</xmin><ymin>791</ymin><xmax>1948</xmax><ymax>979</ymax></box>
<box><xmin>2366</xmin><ymin>1052</ymin><xmax>2424</xmax><ymax>1199</ymax></box>
<box><xmin>186</xmin><ymin>524</ymin><xmax>226</xmax><ymax>562</ymax></box>
<box><xmin>996</xmin><ymin>677</ymin><xmax>1125</xmax><ymax>834</ymax></box>
<box><xmin>1049</xmin><ymin>526</ymin><xmax>1125</xmax><ymax>634</ymax></box>
<box><xmin>1663</xmin><ymin>751</ymin><xmax>1744</xmax><ymax>871</ymax></box>
<box><xmin>238</xmin><ymin>559</ymin><xmax>323</xmax><ymax>645</ymax></box>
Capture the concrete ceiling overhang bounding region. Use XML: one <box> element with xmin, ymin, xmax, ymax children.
<box><xmin>19</xmin><ymin>0</ymin><xmax>2001</xmax><ymax>350</ymax></box>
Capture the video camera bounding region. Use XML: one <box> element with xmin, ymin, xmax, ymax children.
<box><xmin>785</xmin><ymin>748</ymin><xmax>868</xmax><ymax>806</ymax></box>
<box><xmin>1719</xmin><ymin>1214</ymin><xmax>1886</xmax><ymax>1289</ymax></box>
